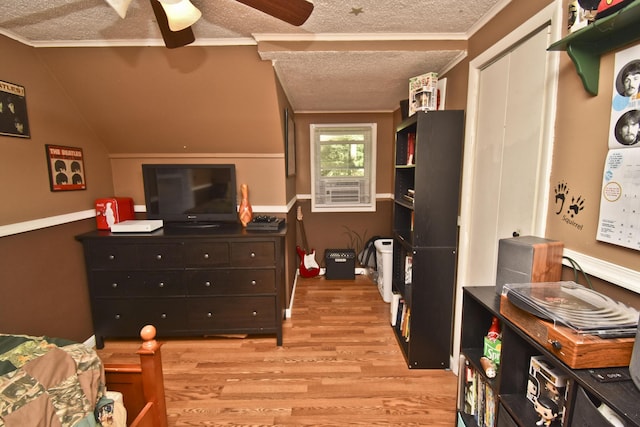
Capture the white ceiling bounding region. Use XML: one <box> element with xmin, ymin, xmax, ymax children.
<box><xmin>0</xmin><ymin>0</ymin><xmax>510</xmax><ymax>112</ymax></box>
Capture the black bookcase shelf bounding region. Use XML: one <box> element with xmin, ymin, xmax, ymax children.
<box><xmin>547</xmin><ymin>0</ymin><xmax>640</xmax><ymax>95</ymax></box>
<box><xmin>390</xmin><ymin>110</ymin><xmax>464</xmax><ymax>369</ymax></box>
<box><xmin>458</xmin><ymin>286</ymin><xmax>640</xmax><ymax>427</ymax></box>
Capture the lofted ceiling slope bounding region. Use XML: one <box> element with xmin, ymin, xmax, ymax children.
<box><xmin>0</xmin><ymin>0</ymin><xmax>510</xmax><ymax>112</ymax></box>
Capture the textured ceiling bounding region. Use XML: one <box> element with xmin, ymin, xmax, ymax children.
<box><xmin>0</xmin><ymin>0</ymin><xmax>510</xmax><ymax>111</ymax></box>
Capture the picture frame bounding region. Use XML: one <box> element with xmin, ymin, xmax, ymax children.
<box><xmin>0</xmin><ymin>80</ymin><xmax>30</xmax><ymax>138</ymax></box>
<box><xmin>45</xmin><ymin>144</ymin><xmax>87</xmax><ymax>191</ymax></box>
<box><xmin>285</xmin><ymin>108</ymin><xmax>296</xmax><ymax>176</ymax></box>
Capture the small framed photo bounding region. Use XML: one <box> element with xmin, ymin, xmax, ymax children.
<box><xmin>0</xmin><ymin>80</ymin><xmax>30</xmax><ymax>138</ymax></box>
<box><xmin>45</xmin><ymin>145</ymin><xmax>87</xmax><ymax>191</ymax></box>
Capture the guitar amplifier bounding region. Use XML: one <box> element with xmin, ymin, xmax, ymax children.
<box><xmin>325</xmin><ymin>249</ymin><xmax>355</xmax><ymax>280</ymax></box>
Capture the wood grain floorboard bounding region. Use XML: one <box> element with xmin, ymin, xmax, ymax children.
<box><xmin>97</xmin><ymin>274</ymin><xmax>458</xmax><ymax>426</ymax></box>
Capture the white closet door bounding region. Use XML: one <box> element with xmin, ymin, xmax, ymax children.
<box><xmin>465</xmin><ymin>26</ymin><xmax>551</xmax><ymax>287</ymax></box>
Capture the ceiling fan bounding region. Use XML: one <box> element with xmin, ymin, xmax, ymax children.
<box><xmin>105</xmin><ymin>0</ymin><xmax>314</xmax><ymax>48</ymax></box>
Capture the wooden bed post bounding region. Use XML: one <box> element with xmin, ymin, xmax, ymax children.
<box><xmin>136</xmin><ymin>325</ymin><xmax>168</xmax><ymax>427</ymax></box>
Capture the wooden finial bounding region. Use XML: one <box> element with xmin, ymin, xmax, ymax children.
<box><xmin>140</xmin><ymin>325</ymin><xmax>158</xmax><ymax>350</ymax></box>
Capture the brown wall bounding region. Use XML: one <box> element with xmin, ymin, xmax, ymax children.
<box><xmin>0</xmin><ymin>35</ymin><xmax>113</xmax><ymax>341</ymax></box>
<box><xmin>441</xmin><ymin>0</ymin><xmax>640</xmax><ymax>305</ymax></box>
<box><xmin>291</xmin><ymin>112</ymin><xmax>395</xmax><ymax>260</ymax></box>
<box><xmin>2</xmin><ymin>0</ymin><xmax>639</xmax><ymax>341</ymax></box>
<box><xmin>0</xmin><ymin>220</ymin><xmax>96</xmax><ymax>341</ymax></box>
<box><xmin>0</xmin><ymin>36</ymin><xmax>114</xmax><ymax>225</ymax></box>
<box><xmin>0</xmin><ymin>35</ymin><xmax>396</xmax><ymax>339</ymax></box>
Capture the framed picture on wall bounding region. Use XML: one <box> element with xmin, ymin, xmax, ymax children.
<box><xmin>45</xmin><ymin>145</ymin><xmax>87</xmax><ymax>191</ymax></box>
<box><xmin>0</xmin><ymin>80</ymin><xmax>30</xmax><ymax>138</ymax></box>
<box><xmin>285</xmin><ymin>108</ymin><xmax>296</xmax><ymax>176</ymax></box>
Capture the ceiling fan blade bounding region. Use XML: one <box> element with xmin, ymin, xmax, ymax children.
<box><xmin>149</xmin><ymin>0</ymin><xmax>195</xmax><ymax>48</ymax></box>
<box><xmin>234</xmin><ymin>0</ymin><xmax>314</xmax><ymax>26</ymax></box>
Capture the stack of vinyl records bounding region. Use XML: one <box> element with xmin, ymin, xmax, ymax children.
<box><xmin>502</xmin><ymin>281</ymin><xmax>639</xmax><ymax>338</ymax></box>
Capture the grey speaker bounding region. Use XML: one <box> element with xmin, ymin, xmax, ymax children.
<box><xmin>631</xmin><ymin>322</ymin><xmax>640</xmax><ymax>391</ymax></box>
<box><xmin>495</xmin><ymin>236</ymin><xmax>564</xmax><ymax>295</ymax></box>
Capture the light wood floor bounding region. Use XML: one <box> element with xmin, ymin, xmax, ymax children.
<box><xmin>97</xmin><ymin>274</ymin><xmax>458</xmax><ymax>426</ymax></box>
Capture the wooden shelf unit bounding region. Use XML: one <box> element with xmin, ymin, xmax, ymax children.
<box><xmin>458</xmin><ymin>286</ymin><xmax>640</xmax><ymax>427</ymax></box>
<box><xmin>391</xmin><ymin>110</ymin><xmax>465</xmax><ymax>369</ymax></box>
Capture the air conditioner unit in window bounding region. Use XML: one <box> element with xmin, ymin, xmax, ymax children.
<box><xmin>322</xmin><ymin>180</ymin><xmax>361</xmax><ymax>204</ymax></box>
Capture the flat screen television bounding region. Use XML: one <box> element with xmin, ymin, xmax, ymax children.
<box><xmin>142</xmin><ymin>164</ymin><xmax>238</xmax><ymax>225</ymax></box>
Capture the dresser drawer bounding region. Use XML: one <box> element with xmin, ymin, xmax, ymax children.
<box><xmin>188</xmin><ymin>296</ymin><xmax>276</xmax><ymax>330</ymax></box>
<box><xmin>91</xmin><ymin>271</ymin><xmax>184</xmax><ymax>297</ymax></box>
<box><xmin>140</xmin><ymin>271</ymin><xmax>185</xmax><ymax>296</ymax></box>
<box><xmin>90</xmin><ymin>271</ymin><xmax>132</xmax><ymax>297</ymax></box>
<box><xmin>93</xmin><ymin>298</ymin><xmax>188</xmax><ymax>335</ymax></box>
<box><xmin>186</xmin><ymin>269</ymin><xmax>275</xmax><ymax>295</ymax></box>
<box><xmin>228</xmin><ymin>269</ymin><xmax>276</xmax><ymax>293</ymax></box>
<box><xmin>137</xmin><ymin>243</ymin><xmax>183</xmax><ymax>268</ymax></box>
<box><xmin>136</xmin><ymin>298</ymin><xmax>188</xmax><ymax>330</ymax></box>
<box><xmin>87</xmin><ymin>244</ymin><xmax>138</xmax><ymax>269</ymax></box>
<box><xmin>230</xmin><ymin>241</ymin><xmax>275</xmax><ymax>267</ymax></box>
<box><xmin>185</xmin><ymin>270</ymin><xmax>230</xmax><ymax>295</ymax></box>
<box><xmin>184</xmin><ymin>242</ymin><xmax>229</xmax><ymax>267</ymax></box>
<box><xmin>92</xmin><ymin>300</ymin><xmax>141</xmax><ymax>336</ymax></box>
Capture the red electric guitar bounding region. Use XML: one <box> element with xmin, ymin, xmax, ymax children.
<box><xmin>296</xmin><ymin>206</ymin><xmax>320</xmax><ymax>278</ymax></box>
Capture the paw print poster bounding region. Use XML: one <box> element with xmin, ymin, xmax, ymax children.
<box><xmin>596</xmin><ymin>45</ymin><xmax>640</xmax><ymax>251</ymax></box>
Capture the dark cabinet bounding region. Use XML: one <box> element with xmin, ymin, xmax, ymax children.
<box><xmin>76</xmin><ymin>227</ymin><xmax>286</xmax><ymax>348</ymax></box>
<box><xmin>391</xmin><ymin>110</ymin><xmax>465</xmax><ymax>368</ymax></box>
<box><xmin>458</xmin><ymin>286</ymin><xmax>640</xmax><ymax>427</ymax></box>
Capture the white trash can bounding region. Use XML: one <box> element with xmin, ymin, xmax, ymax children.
<box><xmin>374</xmin><ymin>238</ymin><xmax>394</xmax><ymax>302</ymax></box>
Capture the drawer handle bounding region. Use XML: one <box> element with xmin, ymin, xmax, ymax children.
<box><xmin>108</xmin><ymin>255</ymin><xmax>115</xmax><ymax>261</ymax></box>
<box><xmin>251</xmin><ymin>280</ymin><xmax>257</xmax><ymax>286</ymax></box>
<box><xmin>205</xmin><ymin>281</ymin><xmax>212</xmax><ymax>287</ymax></box>
<box><xmin>156</xmin><ymin>254</ymin><xmax>162</xmax><ymax>260</ymax></box>
<box><xmin>252</xmin><ymin>311</ymin><xmax>258</xmax><ymax>317</ymax></box>
<box><xmin>207</xmin><ymin>312</ymin><xmax>213</xmax><ymax>318</ymax></box>
<box><xmin>111</xmin><ymin>283</ymin><xmax>118</xmax><ymax>288</ymax></box>
<box><xmin>250</xmin><ymin>252</ymin><xmax>256</xmax><ymax>258</ymax></box>
<box><xmin>158</xmin><ymin>282</ymin><xmax>165</xmax><ymax>288</ymax></box>
<box><xmin>114</xmin><ymin>314</ymin><xmax>121</xmax><ymax>320</ymax></box>
<box><xmin>203</xmin><ymin>253</ymin><xmax>210</xmax><ymax>259</ymax></box>
<box><xmin>161</xmin><ymin>313</ymin><xmax>167</xmax><ymax>319</ymax></box>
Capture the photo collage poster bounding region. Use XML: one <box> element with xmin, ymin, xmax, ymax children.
<box><xmin>597</xmin><ymin>44</ymin><xmax>640</xmax><ymax>251</ymax></box>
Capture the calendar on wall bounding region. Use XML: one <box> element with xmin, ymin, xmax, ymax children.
<box><xmin>596</xmin><ymin>44</ymin><xmax>640</xmax><ymax>251</ymax></box>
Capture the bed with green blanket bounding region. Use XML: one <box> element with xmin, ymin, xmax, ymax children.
<box><xmin>0</xmin><ymin>334</ymin><xmax>121</xmax><ymax>427</ymax></box>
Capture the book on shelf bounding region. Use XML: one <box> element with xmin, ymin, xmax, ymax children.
<box><xmin>395</xmin><ymin>298</ymin><xmax>405</xmax><ymax>330</ymax></box>
<box><xmin>401</xmin><ymin>307</ymin><xmax>411</xmax><ymax>342</ymax></box>
<box><xmin>404</xmin><ymin>255</ymin><xmax>413</xmax><ymax>284</ymax></box>
<box><xmin>484</xmin><ymin>383</ymin><xmax>496</xmax><ymax>427</ymax></box>
<box><xmin>463</xmin><ymin>364</ymin><xmax>497</xmax><ymax>427</ymax></box>
<box><xmin>464</xmin><ymin>365</ymin><xmax>477</xmax><ymax>415</ymax></box>
<box><xmin>406</xmin><ymin>133</ymin><xmax>416</xmax><ymax>164</ymax></box>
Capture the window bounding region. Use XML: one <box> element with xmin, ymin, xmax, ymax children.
<box><xmin>310</xmin><ymin>123</ymin><xmax>376</xmax><ymax>212</ymax></box>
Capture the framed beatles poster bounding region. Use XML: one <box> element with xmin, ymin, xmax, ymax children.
<box><xmin>0</xmin><ymin>80</ymin><xmax>30</xmax><ymax>138</ymax></box>
<box><xmin>45</xmin><ymin>145</ymin><xmax>87</xmax><ymax>191</ymax></box>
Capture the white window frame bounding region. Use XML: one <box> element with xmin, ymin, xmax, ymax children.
<box><xmin>309</xmin><ymin>123</ymin><xmax>377</xmax><ymax>212</ymax></box>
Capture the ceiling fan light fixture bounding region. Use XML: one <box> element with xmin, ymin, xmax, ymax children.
<box><xmin>157</xmin><ymin>0</ymin><xmax>202</xmax><ymax>32</ymax></box>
